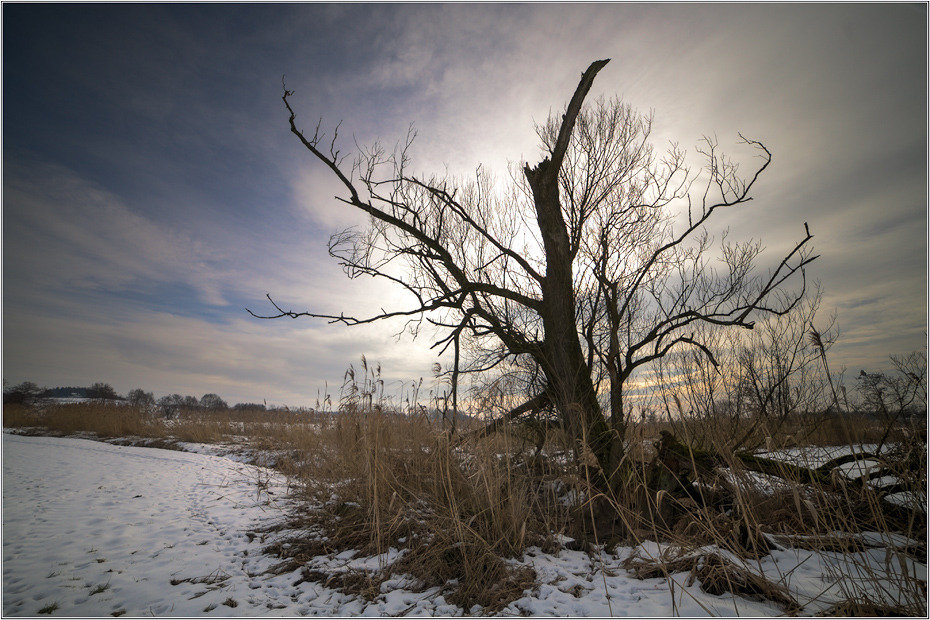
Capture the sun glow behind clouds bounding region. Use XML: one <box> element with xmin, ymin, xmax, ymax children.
<box><xmin>3</xmin><ymin>3</ymin><xmax>925</xmax><ymax>405</ymax></box>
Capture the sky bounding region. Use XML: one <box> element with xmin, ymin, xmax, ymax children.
<box><xmin>3</xmin><ymin>4</ymin><xmax>927</xmax><ymax>407</ymax></box>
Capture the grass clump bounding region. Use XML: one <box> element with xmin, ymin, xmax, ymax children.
<box><xmin>254</xmin><ymin>356</ymin><xmax>574</xmax><ymax>611</ymax></box>
<box><xmin>37</xmin><ymin>602</ymin><xmax>59</xmax><ymax>614</ymax></box>
<box><xmin>266</xmin><ymin>408</ymin><xmax>555</xmax><ymax>612</ymax></box>
<box><xmin>89</xmin><ymin>582</ymin><xmax>110</xmax><ymax>595</ymax></box>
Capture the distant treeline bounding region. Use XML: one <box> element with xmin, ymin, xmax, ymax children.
<box><xmin>40</xmin><ymin>385</ymin><xmax>119</xmax><ymax>399</ymax></box>
<box><xmin>4</xmin><ymin>381</ymin><xmax>120</xmax><ymax>404</ymax></box>
<box><xmin>2</xmin><ymin>380</ymin><xmax>292</xmax><ymax>413</ymax></box>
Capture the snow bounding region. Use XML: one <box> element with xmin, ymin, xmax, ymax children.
<box><xmin>759</xmin><ymin>443</ymin><xmax>890</xmax><ymax>469</ymax></box>
<box><xmin>3</xmin><ymin>433</ymin><xmax>296</xmax><ymax>617</ymax></box>
<box><xmin>3</xmin><ymin>432</ymin><xmax>925</xmax><ymax>616</ymax></box>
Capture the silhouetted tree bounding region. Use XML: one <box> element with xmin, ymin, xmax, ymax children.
<box><xmin>200</xmin><ymin>393</ymin><xmax>228</xmax><ymax>410</ymax></box>
<box><xmin>87</xmin><ymin>382</ymin><xmax>119</xmax><ymax>400</ymax></box>
<box><xmin>3</xmin><ymin>381</ymin><xmax>44</xmax><ymax>405</ymax></box>
<box><xmin>856</xmin><ymin>351</ymin><xmax>927</xmax><ymax>451</ymax></box>
<box><xmin>255</xmin><ymin>59</ymin><xmax>816</xmax><ymax>484</ymax></box>
<box><xmin>127</xmin><ymin>388</ymin><xmax>156</xmax><ymax>409</ymax></box>
<box><xmin>157</xmin><ymin>394</ymin><xmax>185</xmax><ymax>418</ymax></box>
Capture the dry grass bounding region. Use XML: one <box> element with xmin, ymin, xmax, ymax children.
<box><xmin>622</xmin><ymin>549</ymin><xmax>801</xmax><ymax>613</ymax></box>
<box><xmin>2</xmin><ymin>402</ymin><xmax>327</xmax><ymax>449</ymax></box>
<box><xmin>597</xmin><ymin>414</ymin><xmax>927</xmax><ymax>616</ymax></box>
<box><xmin>263</xmin><ymin>410</ymin><xmax>560</xmax><ymax>612</ymax></box>
<box><xmin>4</xmin><ymin>402</ymin><xmax>160</xmax><ymax>438</ymax></box>
<box><xmin>4</xmin><ymin>391</ymin><xmax>925</xmax><ymax>615</ymax></box>
<box><xmin>630</xmin><ymin>409</ymin><xmax>912</xmax><ymax>454</ymax></box>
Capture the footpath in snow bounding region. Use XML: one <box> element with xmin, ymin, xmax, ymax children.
<box><xmin>3</xmin><ymin>432</ymin><xmax>924</xmax><ymax>616</ymax></box>
<box><xmin>3</xmin><ymin>432</ymin><xmax>302</xmax><ymax>616</ymax></box>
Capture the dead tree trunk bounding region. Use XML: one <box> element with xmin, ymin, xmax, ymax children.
<box><xmin>266</xmin><ymin>58</ymin><xmax>815</xmax><ymax>499</ymax></box>
<box><xmin>523</xmin><ymin>59</ymin><xmax>614</xmax><ymax>473</ymax></box>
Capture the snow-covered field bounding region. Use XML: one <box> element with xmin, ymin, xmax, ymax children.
<box><xmin>3</xmin><ymin>431</ymin><xmax>925</xmax><ymax>616</ymax></box>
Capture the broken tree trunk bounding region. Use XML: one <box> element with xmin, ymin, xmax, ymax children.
<box><xmin>523</xmin><ymin>59</ymin><xmax>615</xmax><ymax>475</ymax></box>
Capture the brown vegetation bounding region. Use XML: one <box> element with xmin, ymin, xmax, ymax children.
<box><xmin>4</xmin><ymin>375</ymin><xmax>925</xmax><ymax>614</ymax></box>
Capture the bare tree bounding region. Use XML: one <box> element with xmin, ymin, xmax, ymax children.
<box><xmin>3</xmin><ymin>380</ymin><xmax>44</xmax><ymax>405</ymax></box>
<box><xmin>652</xmin><ymin>288</ymin><xmax>833</xmax><ymax>451</ymax></box>
<box><xmin>855</xmin><ymin>350</ymin><xmax>927</xmax><ymax>451</ymax></box>
<box><xmin>200</xmin><ymin>393</ymin><xmax>228</xmax><ymax>411</ymax></box>
<box><xmin>157</xmin><ymin>393</ymin><xmax>185</xmax><ymax>419</ymax></box>
<box><xmin>88</xmin><ymin>382</ymin><xmax>120</xmax><ymax>400</ymax></box>
<box><xmin>127</xmin><ymin>388</ymin><xmax>156</xmax><ymax>411</ymax></box>
<box><xmin>252</xmin><ymin>59</ymin><xmax>816</xmax><ymax>484</ymax></box>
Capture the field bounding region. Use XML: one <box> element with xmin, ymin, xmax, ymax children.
<box><xmin>3</xmin><ymin>401</ymin><xmax>926</xmax><ymax>616</ymax></box>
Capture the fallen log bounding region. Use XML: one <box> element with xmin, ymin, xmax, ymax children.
<box><xmin>461</xmin><ymin>392</ymin><xmax>551</xmax><ymax>444</ymax></box>
<box><xmin>651</xmin><ymin>430</ymin><xmax>925</xmax><ymax>532</ymax></box>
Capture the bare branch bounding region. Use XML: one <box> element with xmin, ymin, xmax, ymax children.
<box><xmin>269</xmin><ymin>63</ymin><xmax>818</xmax><ymax>483</ymax></box>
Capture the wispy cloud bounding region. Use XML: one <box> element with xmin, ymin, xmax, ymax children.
<box><xmin>3</xmin><ymin>159</ymin><xmax>444</xmax><ymax>401</ymax></box>
<box><xmin>3</xmin><ymin>293</ymin><xmax>439</xmax><ymax>405</ymax></box>
<box><xmin>4</xmin><ymin>161</ymin><xmax>232</xmax><ymax>306</ymax></box>
<box><xmin>3</xmin><ymin>4</ymin><xmax>924</xmax><ymax>403</ymax></box>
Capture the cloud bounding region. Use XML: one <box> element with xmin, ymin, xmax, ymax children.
<box><xmin>4</xmin><ymin>161</ymin><xmax>231</xmax><ymax>306</ymax></box>
<box><xmin>2</xmin><ymin>158</ymin><xmax>360</xmax><ymax>315</ymax></box>
<box><xmin>2</xmin><ymin>159</ymin><xmax>446</xmax><ymax>403</ymax></box>
<box><xmin>288</xmin><ymin>163</ymin><xmax>370</xmax><ymax>233</ymax></box>
<box><xmin>3</xmin><ymin>4</ymin><xmax>924</xmax><ymax>405</ymax></box>
<box><xmin>3</xmin><ymin>292</ymin><xmax>443</xmax><ymax>406</ymax></box>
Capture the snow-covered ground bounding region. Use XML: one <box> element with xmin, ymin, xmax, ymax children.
<box><xmin>3</xmin><ymin>432</ymin><xmax>925</xmax><ymax>616</ymax></box>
